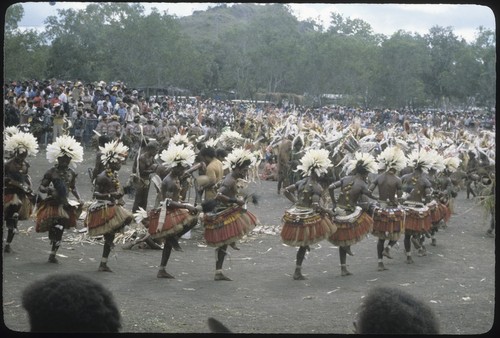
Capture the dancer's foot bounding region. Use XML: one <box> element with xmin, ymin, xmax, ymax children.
<box><xmin>406</xmin><ymin>256</ymin><xmax>414</xmax><ymax>264</ymax></box>
<box><xmin>170</xmin><ymin>238</ymin><xmax>183</xmax><ymax>252</ymax></box>
<box><xmin>293</xmin><ymin>270</ymin><xmax>307</xmax><ymax>280</ymax></box>
<box><xmin>214</xmin><ymin>273</ymin><xmax>232</xmax><ymax>281</ymax></box>
<box><xmin>344</xmin><ymin>246</ymin><xmax>354</xmax><ymax>256</ymax></box>
<box><xmin>4</xmin><ymin>244</ymin><xmax>11</xmax><ymax>253</ymax></box>
<box><xmin>377</xmin><ymin>262</ymin><xmax>388</xmax><ymax>271</ymax></box>
<box><xmin>48</xmin><ymin>254</ymin><xmax>59</xmax><ymax>264</ymax></box>
<box><xmin>486</xmin><ymin>229</ymin><xmax>495</xmax><ymax>238</ymax></box>
<box><xmin>417</xmin><ymin>247</ymin><xmax>427</xmax><ymax>256</ymax></box>
<box><xmin>157</xmin><ymin>269</ymin><xmax>175</xmax><ymax>279</ymax></box>
<box><xmin>98</xmin><ymin>263</ymin><xmax>113</xmax><ymax>272</ymax></box>
<box><xmin>229</xmin><ymin>242</ymin><xmax>240</xmax><ymax>250</ymax></box>
<box><xmin>431</xmin><ymin>238</ymin><xmax>437</xmax><ymax>246</ymax></box>
<box><xmin>341</xmin><ymin>267</ymin><xmax>352</xmax><ymax>276</ymax></box>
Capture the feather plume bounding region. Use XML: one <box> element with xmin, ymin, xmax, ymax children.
<box><xmin>159</xmin><ymin>143</ymin><xmax>196</xmax><ymax>168</ymax></box>
<box><xmin>443</xmin><ymin>156</ymin><xmax>461</xmax><ymax>173</ymax></box>
<box><xmin>343</xmin><ymin>152</ymin><xmax>378</xmax><ymax>175</ymax></box>
<box><xmin>46</xmin><ymin>135</ymin><xmax>84</xmax><ymax>167</ymax></box>
<box><xmin>376</xmin><ymin>146</ymin><xmax>407</xmax><ymax>172</ymax></box>
<box><xmin>133</xmin><ymin>207</ymin><xmax>148</xmax><ymax>224</ymax></box>
<box><xmin>5</xmin><ymin>131</ymin><xmax>39</xmax><ymax>156</ymax></box>
<box><xmin>296</xmin><ymin>148</ymin><xmax>332</xmax><ymax>177</ymax></box>
<box><xmin>170</xmin><ymin>134</ymin><xmax>191</xmax><ymax>147</ymax></box>
<box><xmin>99</xmin><ymin>140</ymin><xmax>129</xmax><ymax>165</ymax></box>
<box><xmin>407</xmin><ymin>149</ymin><xmax>434</xmax><ymax>173</ymax></box>
<box><xmin>4</xmin><ymin>126</ymin><xmax>20</xmax><ymax>138</ymax></box>
<box><xmin>223</xmin><ymin>147</ymin><xmax>255</xmax><ymax>170</ymax></box>
<box><xmin>428</xmin><ymin>149</ymin><xmax>446</xmax><ymax>172</ymax></box>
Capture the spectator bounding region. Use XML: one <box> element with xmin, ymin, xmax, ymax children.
<box><xmin>354</xmin><ymin>286</ymin><xmax>439</xmax><ymax>334</ymax></box>
<box><xmin>22</xmin><ymin>273</ymin><xmax>122</xmax><ymax>332</ymax></box>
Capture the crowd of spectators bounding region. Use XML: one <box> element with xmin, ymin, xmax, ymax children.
<box><xmin>4</xmin><ymin>79</ymin><xmax>495</xmax><ymax>150</ymax></box>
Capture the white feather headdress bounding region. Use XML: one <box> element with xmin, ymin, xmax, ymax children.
<box><xmin>5</xmin><ymin>131</ymin><xmax>39</xmax><ymax>156</ymax></box>
<box><xmin>344</xmin><ymin>152</ymin><xmax>378</xmax><ymax>175</ymax></box>
<box><xmin>46</xmin><ymin>135</ymin><xmax>84</xmax><ymax>167</ymax></box>
<box><xmin>4</xmin><ymin>126</ymin><xmax>20</xmax><ymax>139</ymax></box>
<box><xmin>407</xmin><ymin>149</ymin><xmax>434</xmax><ymax>173</ymax></box>
<box><xmin>218</xmin><ymin>130</ymin><xmax>245</xmax><ymax>148</ymax></box>
<box><xmin>443</xmin><ymin>156</ymin><xmax>461</xmax><ymax>173</ymax></box>
<box><xmin>376</xmin><ymin>146</ymin><xmax>407</xmax><ymax>172</ymax></box>
<box><xmin>170</xmin><ymin>134</ymin><xmax>191</xmax><ymax>147</ymax></box>
<box><xmin>159</xmin><ymin>143</ymin><xmax>196</xmax><ymax>168</ymax></box>
<box><xmin>223</xmin><ymin>147</ymin><xmax>255</xmax><ymax>170</ymax></box>
<box><xmin>99</xmin><ymin>140</ymin><xmax>129</xmax><ymax>166</ymax></box>
<box><xmin>428</xmin><ymin>149</ymin><xmax>446</xmax><ymax>172</ymax></box>
<box><xmin>205</xmin><ymin>138</ymin><xmax>218</xmax><ymax>148</ymax></box>
<box><xmin>296</xmin><ymin>148</ymin><xmax>332</xmax><ymax>177</ymax></box>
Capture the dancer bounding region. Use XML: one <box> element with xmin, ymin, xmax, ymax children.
<box><xmin>281</xmin><ymin>149</ymin><xmax>337</xmax><ymax>280</ymax></box>
<box><xmin>368</xmin><ymin>146</ymin><xmax>407</xmax><ymax>271</ymax></box>
<box><xmin>35</xmin><ymin>135</ymin><xmax>84</xmax><ymax>263</ymax></box>
<box><xmin>328</xmin><ymin>153</ymin><xmax>378</xmax><ymax>276</ymax></box>
<box><xmin>202</xmin><ymin>148</ymin><xmax>260</xmax><ymax>281</ymax></box>
<box><xmin>85</xmin><ymin>140</ymin><xmax>133</xmax><ymax>272</ymax></box>
<box><xmin>4</xmin><ymin>131</ymin><xmax>39</xmax><ymax>252</ymax></box>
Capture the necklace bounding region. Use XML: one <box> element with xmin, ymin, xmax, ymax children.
<box><xmin>106</xmin><ymin>169</ymin><xmax>120</xmax><ymax>191</ymax></box>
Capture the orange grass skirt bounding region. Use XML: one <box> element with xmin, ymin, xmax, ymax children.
<box><xmin>328</xmin><ymin>208</ymin><xmax>373</xmax><ymax>247</ymax></box>
<box><xmin>148</xmin><ymin>207</ymin><xmax>196</xmax><ymax>239</ymax></box>
<box><xmin>35</xmin><ymin>198</ymin><xmax>81</xmax><ymax>232</ymax></box>
<box><xmin>402</xmin><ymin>204</ymin><xmax>431</xmax><ymax>235</ymax></box>
<box><xmin>85</xmin><ymin>200</ymin><xmax>133</xmax><ymax>237</ymax></box>
<box><xmin>281</xmin><ymin>208</ymin><xmax>337</xmax><ymax>247</ymax></box>
<box><xmin>371</xmin><ymin>206</ymin><xmax>405</xmax><ymax>241</ymax></box>
<box><xmin>203</xmin><ymin>205</ymin><xmax>259</xmax><ymax>247</ymax></box>
<box><xmin>4</xmin><ymin>193</ymin><xmax>33</xmax><ymax>220</ymax></box>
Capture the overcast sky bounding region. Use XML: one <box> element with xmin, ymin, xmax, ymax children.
<box><xmin>15</xmin><ymin>2</ymin><xmax>496</xmax><ymax>43</ymax></box>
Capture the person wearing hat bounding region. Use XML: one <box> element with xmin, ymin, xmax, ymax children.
<box><xmin>35</xmin><ymin>135</ymin><xmax>84</xmax><ymax>263</ymax></box>
<box><xmin>202</xmin><ymin>148</ymin><xmax>260</xmax><ymax>281</ymax></box>
<box><xmin>107</xmin><ymin>114</ymin><xmax>122</xmax><ymax>140</ymax></box>
<box><xmin>281</xmin><ymin>149</ymin><xmax>337</xmax><ymax>280</ymax></box>
<box><xmin>368</xmin><ymin>146</ymin><xmax>407</xmax><ymax>271</ymax></box>
<box><xmin>85</xmin><ymin>140</ymin><xmax>133</xmax><ymax>272</ymax></box>
<box><xmin>3</xmin><ymin>131</ymin><xmax>39</xmax><ymax>253</ymax></box>
<box><xmin>328</xmin><ymin>152</ymin><xmax>379</xmax><ymax>276</ymax></box>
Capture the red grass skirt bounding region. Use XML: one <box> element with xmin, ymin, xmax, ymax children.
<box><xmin>203</xmin><ymin>205</ymin><xmax>259</xmax><ymax>247</ymax></box>
<box><xmin>35</xmin><ymin>198</ymin><xmax>81</xmax><ymax>232</ymax></box>
<box><xmin>85</xmin><ymin>200</ymin><xmax>133</xmax><ymax>237</ymax></box>
<box><xmin>441</xmin><ymin>202</ymin><xmax>451</xmax><ymax>223</ymax></box>
<box><xmin>148</xmin><ymin>207</ymin><xmax>196</xmax><ymax>240</ymax></box>
<box><xmin>328</xmin><ymin>208</ymin><xmax>373</xmax><ymax>247</ymax></box>
<box><xmin>4</xmin><ymin>193</ymin><xmax>32</xmax><ymax>220</ymax></box>
<box><xmin>402</xmin><ymin>204</ymin><xmax>431</xmax><ymax>235</ymax></box>
<box><xmin>371</xmin><ymin>206</ymin><xmax>405</xmax><ymax>241</ymax></box>
<box><xmin>281</xmin><ymin>207</ymin><xmax>337</xmax><ymax>247</ymax></box>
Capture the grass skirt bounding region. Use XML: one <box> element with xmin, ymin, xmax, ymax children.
<box><xmin>85</xmin><ymin>200</ymin><xmax>133</xmax><ymax>237</ymax></box>
<box><xmin>371</xmin><ymin>205</ymin><xmax>405</xmax><ymax>241</ymax></box>
<box><xmin>281</xmin><ymin>207</ymin><xmax>337</xmax><ymax>247</ymax></box>
<box><xmin>148</xmin><ymin>207</ymin><xmax>196</xmax><ymax>240</ymax></box>
<box><xmin>328</xmin><ymin>207</ymin><xmax>373</xmax><ymax>246</ymax></box>
<box><xmin>4</xmin><ymin>193</ymin><xmax>32</xmax><ymax>220</ymax></box>
<box><xmin>35</xmin><ymin>198</ymin><xmax>81</xmax><ymax>232</ymax></box>
<box><xmin>402</xmin><ymin>203</ymin><xmax>431</xmax><ymax>235</ymax></box>
<box><xmin>203</xmin><ymin>205</ymin><xmax>259</xmax><ymax>247</ymax></box>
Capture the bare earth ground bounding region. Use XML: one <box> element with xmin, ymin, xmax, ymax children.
<box><xmin>2</xmin><ymin>148</ymin><xmax>496</xmax><ymax>334</ymax></box>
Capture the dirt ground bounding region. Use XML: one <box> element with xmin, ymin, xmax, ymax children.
<box><xmin>2</xmin><ymin>147</ymin><xmax>496</xmax><ymax>334</ymax></box>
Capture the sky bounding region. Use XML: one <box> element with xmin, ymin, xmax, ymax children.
<box><xmin>14</xmin><ymin>2</ymin><xmax>496</xmax><ymax>43</ymax></box>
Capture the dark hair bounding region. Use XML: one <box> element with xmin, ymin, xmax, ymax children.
<box><xmin>216</xmin><ymin>148</ymin><xmax>228</xmax><ymax>159</ymax></box>
<box><xmin>22</xmin><ymin>273</ymin><xmax>121</xmax><ymax>332</ymax></box>
<box><xmin>356</xmin><ymin>286</ymin><xmax>439</xmax><ymax>334</ymax></box>
<box><xmin>199</xmin><ymin>146</ymin><xmax>216</xmax><ymax>158</ymax></box>
<box><xmin>98</xmin><ymin>134</ymin><xmax>111</xmax><ymax>147</ymax></box>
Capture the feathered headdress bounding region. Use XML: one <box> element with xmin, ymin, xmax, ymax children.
<box><xmin>5</xmin><ymin>131</ymin><xmax>39</xmax><ymax>156</ymax></box>
<box><xmin>46</xmin><ymin>135</ymin><xmax>84</xmax><ymax>167</ymax></box>
<box><xmin>407</xmin><ymin>149</ymin><xmax>434</xmax><ymax>173</ymax></box>
<box><xmin>376</xmin><ymin>146</ymin><xmax>407</xmax><ymax>172</ymax></box>
<box><xmin>218</xmin><ymin>130</ymin><xmax>245</xmax><ymax>149</ymax></box>
<box><xmin>428</xmin><ymin>149</ymin><xmax>446</xmax><ymax>172</ymax></box>
<box><xmin>99</xmin><ymin>140</ymin><xmax>129</xmax><ymax>166</ymax></box>
<box><xmin>159</xmin><ymin>143</ymin><xmax>196</xmax><ymax>168</ymax></box>
<box><xmin>344</xmin><ymin>152</ymin><xmax>378</xmax><ymax>175</ymax></box>
<box><xmin>296</xmin><ymin>148</ymin><xmax>332</xmax><ymax>177</ymax></box>
<box><xmin>170</xmin><ymin>134</ymin><xmax>191</xmax><ymax>148</ymax></box>
<box><xmin>205</xmin><ymin>138</ymin><xmax>218</xmax><ymax>148</ymax></box>
<box><xmin>443</xmin><ymin>156</ymin><xmax>461</xmax><ymax>173</ymax></box>
<box><xmin>4</xmin><ymin>126</ymin><xmax>20</xmax><ymax>139</ymax></box>
<box><xmin>223</xmin><ymin>147</ymin><xmax>255</xmax><ymax>170</ymax></box>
